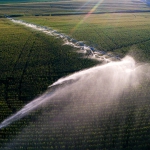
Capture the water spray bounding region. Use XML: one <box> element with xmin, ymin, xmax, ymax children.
<box><xmin>0</xmin><ymin>56</ymin><xmax>149</xmax><ymax>130</ymax></box>
<box><xmin>7</xmin><ymin>17</ymin><xmax>120</xmax><ymax>63</ymax></box>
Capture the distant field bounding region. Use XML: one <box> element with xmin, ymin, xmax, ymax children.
<box><xmin>0</xmin><ymin>0</ymin><xmax>150</xmax><ymax>17</ymax></box>
<box><xmin>0</xmin><ymin>0</ymin><xmax>66</xmax><ymax>4</ymax></box>
<box><xmin>1</xmin><ymin>0</ymin><xmax>150</xmax><ymax>60</ymax></box>
<box><xmin>19</xmin><ymin>12</ymin><xmax>150</xmax><ymax>61</ymax></box>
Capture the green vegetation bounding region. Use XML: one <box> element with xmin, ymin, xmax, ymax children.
<box><xmin>0</xmin><ymin>17</ymin><xmax>98</xmax><ymax>132</ymax></box>
<box><xmin>0</xmin><ymin>0</ymin><xmax>150</xmax><ymax>149</ymax></box>
<box><xmin>0</xmin><ymin>0</ymin><xmax>66</xmax><ymax>4</ymax></box>
<box><xmin>0</xmin><ymin>16</ymin><xmax>99</xmax><ymax>147</ymax></box>
<box><xmin>0</xmin><ymin>0</ymin><xmax>150</xmax><ymax>17</ymax></box>
<box><xmin>20</xmin><ymin>12</ymin><xmax>150</xmax><ymax>61</ymax></box>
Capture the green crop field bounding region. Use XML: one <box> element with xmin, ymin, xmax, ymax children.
<box><xmin>0</xmin><ymin>0</ymin><xmax>150</xmax><ymax>17</ymax></box>
<box><xmin>0</xmin><ymin>0</ymin><xmax>150</xmax><ymax>149</ymax></box>
<box><xmin>0</xmin><ymin>17</ymin><xmax>97</xmax><ymax>108</ymax></box>
<box><xmin>19</xmin><ymin>12</ymin><xmax>150</xmax><ymax>61</ymax></box>
<box><xmin>0</xmin><ymin>17</ymin><xmax>98</xmax><ymax>142</ymax></box>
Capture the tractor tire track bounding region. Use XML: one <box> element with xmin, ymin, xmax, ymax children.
<box><xmin>11</xmin><ymin>33</ymin><xmax>34</xmax><ymax>75</ymax></box>
<box><xmin>111</xmin><ymin>37</ymin><xmax>150</xmax><ymax>51</ymax></box>
<box><xmin>5</xmin><ymin>35</ymin><xmax>36</xmax><ymax>111</ymax></box>
<box><xmin>18</xmin><ymin>41</ymin><xmax>35</xmax><ymax>101</ymax></box>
